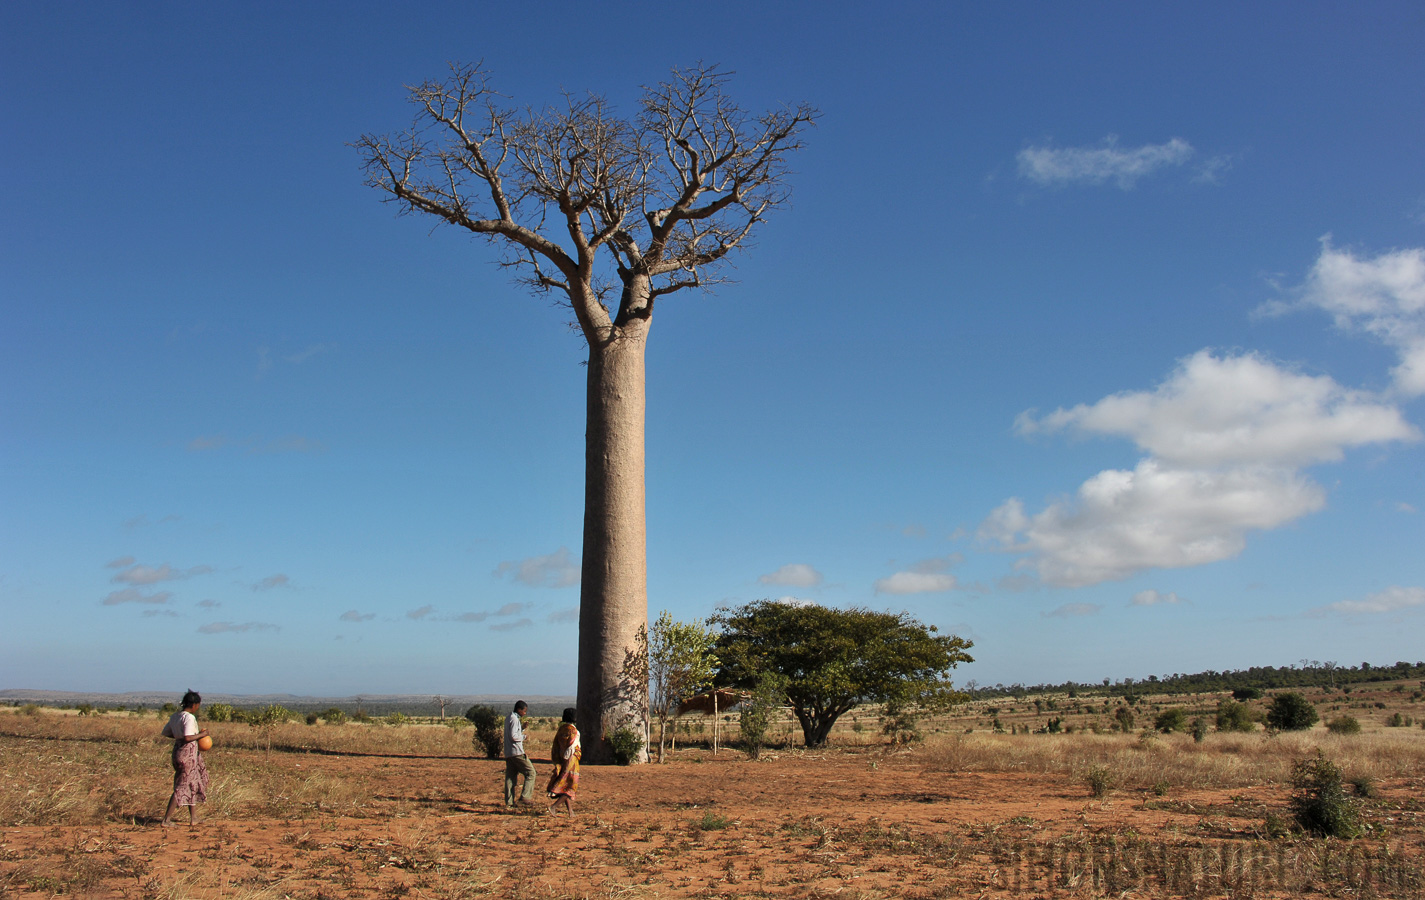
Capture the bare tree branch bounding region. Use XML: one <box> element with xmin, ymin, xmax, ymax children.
<box><xmin>354</xmin><ymin>62</ymin><xmax>816</xmax><ymax>338</ymax></box>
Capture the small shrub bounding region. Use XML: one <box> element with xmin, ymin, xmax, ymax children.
<box><xmin>1154</xmin><ymin>708</ymin><xmax>1187</xmax><ymax>734</ymax></box>
<box><xmin>1289</xmin><ymin>750</ymin><xmax>1362</xmax><ymax>838</ymax></box>
<box><xmin>609</xmin><ymin>725</ymin><xmax>645</xmax><ymax>765</ymax></box>
<box><xmin>1326</xmin><ymin>715</ymin><xmax>1362</xmax><ymax>735</ymax></box>
<box><xmin>76</xmin><ymin>703</ymin><xmax>94</xmax><ymax>716</ymax></box>
<box><xmin>386</xmin><ymin>712</ymin><xmax>409</xmax><ymax>727</ymax></box>
<box><xmin>305</xmin><ymin>712</ymin><xmax>320</xmax><ymax>725</ymax></box>
<box><xmin>1266</xmin><ymin>693</ymin><xmax>1319</xmax><ymax>732</ymax></box>
<box><xmin>321</xmin><ymin>707</ymin><xmax>347</xmax><ymax>725</ymax></box>
<box><xmin>464</xmin><ymin>705</ymin><xmax>503</xmax><ymax>759</ymax></box>
<box><xmin>1231</xmin><ymin>687</ymin><xmax>1263</xmax><ymax>701</ymax></box>
<box><xmin>205</xmin><ymin>703</ymin><xmax>236</xmax><ymax>723</ymax></box>
<box><xmin>739</xmin><ymin>672</ymin><xmax>784</xmax><ymax>760</ymax></box>
<box><xmin>1114</xmin><ymin>706</ymin><xmax>1135</xmax><ymax>732</ymax></box>
<box><xmin>1190</xmin><ymin>717</ymin><xmax>1208</xmax><ymax>743</ymax></box>
<box><xmin>1085</xmin><ymin>766</ymin><xmax>1116</xmax><ymax>799</ymax></box>
<box><xmin>1387</xmin><ymin>712</ymin><xmax>1406</xmax><ymax>727</ymax></box>
<box><xmin>695</xmin><ymin>810</ymin><xmax>732</xmax><ymax>830</ymax></box>
<box><xmin>1215</xmin><ymin>699</ymin><xmax>1256</xmax><ymax>733</ymax></box>
<box><xmin>1349</xmin><ymin>774</ymin><xmax>1379</xmax><ymax>799</ymax></box>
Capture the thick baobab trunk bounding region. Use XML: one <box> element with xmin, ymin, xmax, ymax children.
<box><xmin>576</xmin><ymin>321</ymin><xmax>651</xmax><ymax>764</ymax></box>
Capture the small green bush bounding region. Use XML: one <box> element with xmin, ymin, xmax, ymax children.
<box><xmin>609</xmin><ymin>725</ymin><xmax>645</xmax><ymax>765</ymax></box>
<box><xmin>320</xmin><ymin>707</ymin><xmax>347</xmax><ymax>725</ymax></box>
<box><xmin>1154</xmin><ymin>708</ymin><xmax>1188</xmax><ymax>733</ymax></box>
<box><xmin>1289</xmin><ymin>750</ymin><xmax>1361</xmax><ymax>838</ymax></box>
<box><xmin>739</xmin><ymin>672</ymin><xmax>785</xmax><ymax>760</ymax></box>
<box><xmin>1349</xmin><ymin>774</ymin><xmax>1379</xmax><ymax>799</ymax></box>
<box><xmin>1266</xmin><ymin>693</ymin><xmax>1319</xmax><ymax>732</ymax></box>
<box><xmin>1084</xmin><ymin>766</ymin><xmax>1116</xmax><ymax>799</ymax></box>
<box><xmin>1215</xmin><ymin>699</ymin><xmax>1256</xmax><ymax>732</ymax></box>
<box><xmin>695</xmin><ymin>810</ymin><xmax>732</xmax><ymax>830</ymax></box>
<box><xmin>1190</xmin><ymin>717</ymin><xmax>1208</xmax><ymax>743</ymax></box>
<box><xmin>464</xmin><ymin>705</ymin><xmax>504</xmax><ymax>759</ymax></box>
<box><xmin>386</xmin><ymin>712</ymin><xmax>409</xmax><ymax>727</ymax></box>
<box><xmin>205</xmin><ymin>703</ymin><xmax>236</xmax><ymax>723</ymax></box>
<box><xmin>1231</xmin><ymin>687</ymin><xmax>1263</xmax><ymax>701</ymax></box>
<box><xmin>1326</xmin><ymin>715</ymin><xmax>1362</xmax><ymax>735</ymax></box>
<box><xmin>1113</xmin><ymin>706</ymin><xmax>1135</xmax><ymax>732</ymax></box>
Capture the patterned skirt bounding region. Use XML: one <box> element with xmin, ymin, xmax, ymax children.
<box><xmin>170</xmin><ymin>739</ymin><xmax>209</xmax><ymax>806</ymax></box>
<box><xmin>546</xmin><ymin>766</ymin><xmax>579</xmax><ymax>800</ymax></box>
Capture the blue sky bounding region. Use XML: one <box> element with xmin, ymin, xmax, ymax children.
<box><xmin>3</xmin><ymin>2</ymin><xmax>1423</xmax><ymax>697</ymax></box>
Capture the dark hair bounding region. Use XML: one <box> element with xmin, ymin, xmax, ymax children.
<box><xmin>181</xmin><ymin>690</ymin><xmax>202</xmax><ymax>709</ymax></box>
<box><xmin>562</xmin><ymin>707</ymin><xmax>576</xmax><ymax>724</ymax></box>
<box><xmin>513</xmin><ymin>700</ymin><xmax>528</xmax><ymax>713</ymax></box>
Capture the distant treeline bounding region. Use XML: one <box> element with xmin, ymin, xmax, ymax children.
<box><xmin>966</xmin><ymin>660</ymin><xmax>1425</xmax><ymax>700</ymax></box>
<box><xmin>1</xmin><ymin>696</ymin><xmax>571</xmax><ymax>719</ymax></box>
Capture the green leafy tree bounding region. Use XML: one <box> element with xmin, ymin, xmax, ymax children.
<box><xmin>712</xmin><ymin>600</ymin><xmax>973</xmax><ymax>748</ymax></box>
<box><xmin>648</xmin><ymin>610</ymin><xmax>719</xmax><ymax>763</ymax></box>
<box><xmin>1266</xmin><ymin>692</ymin><xmax>1319</xmax><ymax>731</ymax></box>
<box><xmin>205</xmin><ymin>703</ymin><xmax>236</xmax><ymax>723</ymax></box>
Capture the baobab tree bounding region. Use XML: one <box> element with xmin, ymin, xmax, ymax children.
<box><xmin>356</xmin><ymin>63</ymin><xmax>816</xmax><ymax>762</ymax></box>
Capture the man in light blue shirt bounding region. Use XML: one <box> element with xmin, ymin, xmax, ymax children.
<box><xmin>503</xmin><ymin>700</ymin><xmax>537</xmax><ymax>807</ymax></box>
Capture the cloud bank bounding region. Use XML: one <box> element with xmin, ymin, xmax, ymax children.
<box><xmin>758</xmin><ymin>563</ymin><xmax>823</xmax><ymax>588</ymax></box>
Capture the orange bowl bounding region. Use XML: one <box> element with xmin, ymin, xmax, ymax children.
<box><xmin>197</xmin><ymin>735</ymin><xmax>213</xmax><ymax>751</ymax></box>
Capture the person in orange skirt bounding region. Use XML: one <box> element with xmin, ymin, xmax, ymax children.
<box><xmin>545</xmin><ymin>707</ymin><xmax>581</xmax><ymax>816</ymax></box>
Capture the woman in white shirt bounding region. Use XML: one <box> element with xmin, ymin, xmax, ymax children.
<box><xmin>160</xmin><ymin>689</ymin><xmax>210</xmax><ymax>827</ymax></box>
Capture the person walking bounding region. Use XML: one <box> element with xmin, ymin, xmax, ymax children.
<box><xmin>160</xmin><ymin>689</ymin><xmax>210</xmax><ymax>827</ymax></box>
<box><xmin>503</xmin><ymin>700</ymin><xmax>537</xmax><ymax>807</ymax></box>
<box><xmin>545</xmin><ymin>707</ymin><xmax>581</xmax><ymax>816</ymax></box>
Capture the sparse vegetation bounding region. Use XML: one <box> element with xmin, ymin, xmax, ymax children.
<box><xmin>1289</xmin><ymin>749</ymin><xmax>1362</xmax><ymax>838</ymax></box>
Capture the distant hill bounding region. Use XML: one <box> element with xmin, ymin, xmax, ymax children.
<box><xmin>0</xmin><ymin>689</ymin><xmax>574</xmax><ymax>718</ymax></box>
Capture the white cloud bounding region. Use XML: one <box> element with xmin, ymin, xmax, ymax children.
<box><xmin>758</xmin><ymin>563</ymin><xmax>823</xmax><ymax>588</ymax></box>
<box><xmin>198</xmin><ymin>621</ymin><xmax>279</xmax><ymax>634</ymax></box>
<box><xmin>1018</xmin><ymin>136</ymin><xmax>1194</xmax><ymax>189</ymax></box>
<box><xmin>105</xmin><ymin>556</ymin><xmax>135</xmax><ymax>569</ymax></box>
<box><xmin>495</xmin><ymin>548</ymin><xmax>580</xmax><ymax>588</ymax></box>
<box><xmin>1294</xmin><ymin>241</ymin><xmax>1425</xmax><ymax>396</ymax></box>
<box><xmin>1017</xmin><ymin>350</ymin><xmax>1417</xmax><ymax>468</ymax></box>
<box><xmin>985</xmin><ymin>349</ymin><xmax>1416</xmax><ymax>588</ymax></box>
<box><xmin>1131</xmin><ymin>589</ymin><xmax>1184</xmax><ymax>606</ymax></box>
<box><xmin>490</xmin><ymin>618</ymin><xmax>533</xmax><ymax>632</ymax></box>
<box><xmin>1044</xmin><ymin>603</ymin><xmax>1101</xmax><ymax>618</ymax></box>
<box><xmin>1326</xmin><ymin>585</ymin><xmax>1425</xmax><ymax>615</ymax></box>
<box><xmin>253</xmin><ymin>574</ymin><xmax>291</xmax><ymax>591</ymax></box>
<box><xmin>983</xmin><ymin>460</ymin><xmax>1326</xmax><ymax>587</ymax></box>
<box><xmin>548</xmin><ymin>607</ymin><xmax>579</xmax><ymax>624</ymax></box>
<box><xmin>103</xmin><ymin>588</ymin><xmax>173</xmax><ymax>605</ymax></box>
<box><xmin>340</xmin><ymin>610</ymin><xmax>375</xmax><ymax>622</ymax></box>
<box><xmin>111</xmin><ymin>563</ymin><xmax>213</xmax><ymax>585</ymax></box>
<box><xmin>773</xmin><ymin>596</ymin><xmax>818</xmax><ymax>607</ymax></box>
<box><xmin>874</xmin><ymin>556</ymin><xmax>961</xmax><ymax>595</ymax></box>
<box><xmin>406</xmin><ymin>605</ymin><xmax>435</xmax><ymax>620</ymax></box>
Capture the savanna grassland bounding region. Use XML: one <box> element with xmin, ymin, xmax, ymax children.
<box><xmin>2</xmin><ymin>683</ymin><xmax>1423</xmax><ymax>899</ymax></box>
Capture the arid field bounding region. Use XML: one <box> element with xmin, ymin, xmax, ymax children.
<box><xmin>2</xmin><ymin>684</ymin><xmax>1423</xmax><ymax>899</ymax></box>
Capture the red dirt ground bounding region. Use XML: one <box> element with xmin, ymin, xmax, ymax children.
<box><xmin>4</xmin><ymin>744</ymin><xmax>1422</xmax><ymax>899</ymax></box>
